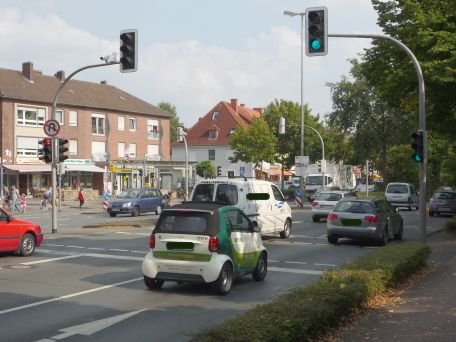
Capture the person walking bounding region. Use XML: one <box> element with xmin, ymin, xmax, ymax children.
<box><xmin>20</xmin><ymin>193</ymin><xmax>27</xmax><ymax>213</ymax></box>
<box><xmin>10</xmin><ymin>185</ymin><xmax>20</xmax><ymax>213</ymax></box>
<box><xmin>78</xmin><ymin>187</ymin><xmax>85</xmax><ymax>209</ymax></box>
<box><xmin>2</xmin><ymin>186</ymin><xmax>10</xmax><ymax>210</ymax></box>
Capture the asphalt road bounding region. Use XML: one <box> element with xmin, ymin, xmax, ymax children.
<box><xmin>0</xmin><ymin>207</ymin><xmax>447</xmax><ymax>342</ymax></box>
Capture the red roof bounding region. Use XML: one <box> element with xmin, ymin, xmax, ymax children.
<box><xmin>174</xmin><ymin>99</ymin><xmax>262</xmax><ymax>147</ymax></box>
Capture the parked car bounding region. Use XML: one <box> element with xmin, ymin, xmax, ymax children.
<box><xmin>327</xmin><ymin>198</ymin><xmax>403</xmax><ymax>246</ymax></box>
<box><xmin>311</xmin><ymin>190</ymin><xmax>357</xmax><ymax>222</ymax></box>
<box><xmin>142</xmin><ymin>202</ymin><xmax>268</xmax><ymax>295</ymax></box>
<box><xmin>385</xmin><ymin>182</ymin><xmax>419</xmax><ymax>211</ymax></box>
<box><xmin>107</xmin><ymin>188</ymin><xmax>163</xmax><ymax>217</ymax></box>
<box><xmin>0</xmin><ymin>207</ymin><xmax>43</xmax><ymax>256</ymax></box>
<box><xmin>429</xmin><ymin>191</ymin><xmax>456</xmax><ymax>217</ymax></box>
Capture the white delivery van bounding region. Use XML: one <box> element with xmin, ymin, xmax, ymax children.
<box><xmin>385</xmin><ymin>182</ymin><xmax>419</xmax><ymax>211</ymax></box>
<box><xmin>190</xmin><ymin>178</ymin><xmax>293</xmax><ymax>238</ymax></box>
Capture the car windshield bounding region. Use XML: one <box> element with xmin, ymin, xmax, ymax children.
<box><xmin>334</xmin><ymin>201</ymin><xmax>374</xmax><ymax>214</ymax></box>
<box><xmin>434</xmin><ymin>192</ymin><xmax>456</xmax><ymax>200</ymax></box>
<box><xmin>117</xmin><ymin>189</ymin><xmax>140</xmax><ymax>199</ymax></box>
<box><xmin>157</xmin><ymin>213</ymin><xmax>209</xmax><ymax>234</ymax></box>
<box><xmin>316</xmin><ymin>193</ymin><xmax>342</xmax><ymax>201</ymax></box>
<box><xmin>306</xmin><ymin>176</ymin><xmax>323</xmax><ymax>185</ymax></box>
<box><xmin>192</xmin><ymin>184</ymin><xmax>214</xmax><ymax>201</ymax></box>
<box><xmin>387</xmin><ymin>184</ymin><xmax>408</xmax><ymax>194</ymax></box>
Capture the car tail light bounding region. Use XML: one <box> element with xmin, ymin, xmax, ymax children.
<box><xmin>327</xmin><ymin>213</ymin><xmax>338</xmax><ymax>221</ymax></box>
<box><xmin>149</xmin><ymin>234</ymin><xmax>156</xmax><ymax>249</ymax></box>
<box><xmin>364</xmin><ymin>215</ymin><xmax>379</xmax><ymax>223</ymax></box>
<box><xmin>311</xmin><ymin>201</ymin><xmax>319</xmax><ymax>207</ymax></box>
<box><xmin>208</xmin><ymin>236</ymin><xmax>219</xmax><ymax>253</ymax></box>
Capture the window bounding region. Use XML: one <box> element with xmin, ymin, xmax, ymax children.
<box><xmin>208</xmin><ymin>149</ymin><xmax>215</xmax><ymax>160</ymax></box>
<box><xmin>69</xmin><ymin>111</ymin><xmax>78</xmax><ymax>126</ymax></box>
<box><xmin>129</xmin><ymin>118</ymin><xmax>136</xmax><ymax>131</ymax></box>
<box><xmin>91</xmin><ymin>113</ymin><xmax>105</xmax><ymax>135</ymax></box>
<box><xmin>212</xmin><ymin>111</ymin><xmax>220</xmax><ymax>120</ymax></box>
<box><xmin>225</xmin><ymin>210</ymin><xmax>250</xmax><ymax>231</ymax></box>
<box><xmin>147</xmin><ymin>145</ymin><xmax>159</xmax><ymax>156</ymax></box>
<box><xmin>118</xmin><ymin>116</ymin><xmax>125</xmax><ymax>131</ymax></box>
<box><xmin>129</xmin><ymin>143</ymin><xmax>136</xmax><ymax>158</ymax></box>
<box><xmin>92</xmin><ymin>141</ymin><xmax>106</xmax><ymax>156</ymax></box>
<box><xmin>55</xmin><ymin>109</ymin><xmax>64</xmax><ymax>125</ymax></box>
<box><xmin>230</xmin><ymin>128</ymin><xmax>236</xmax><ymax>134</ymax></box>
<box><xmin>208</xmin><ymin>129</ymin><xmax>218</xmax><ymax>139</ymax></box>
<box><xmin>147</xmin><ymin>120</ymin><xmax>159</xmax><ymax>140</ymax></box>
<box><xmin>118</xmin><ymin>143</ymin><xmax>125</xmax><ymax>158</ymax></box>
<box><xmin>16</xmin><ymin>137</ymin><xmax>39</xmax><ymax>157</ymax></box>
<box><xmin>69</xmin><ymin>140</ymin><xmax>78</xmax><ymax>155</ymax></box>
<box><xmin>16</xmin><ymin>106</ymin><xmax>45</xmax><ymax>127</ymax></box>
<box><xmin>271</xmin><ymin>185</ymin><xmax>285</xmax><ymax>201</ymax></box>
<box><xmin>215</xmin><ymin>184</ymin><xmax>238</xmax><ymax>205</ymax></box>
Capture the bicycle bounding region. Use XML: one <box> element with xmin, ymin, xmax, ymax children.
<box><xmin>40</xmin><ymin>197</ymin><xmax>51</xmax><ymax>210</ymax></box>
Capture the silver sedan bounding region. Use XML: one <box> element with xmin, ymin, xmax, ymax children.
<box><xmin>326</xmin><ymin>198</ymin><xmax>403</xmax><ymax>245</ymax></box>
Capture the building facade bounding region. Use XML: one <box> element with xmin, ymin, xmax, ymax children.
<box><xmin>0</xmin><ymin>61</ymin><xmax>179</xmax><ymax>197</ymax></box>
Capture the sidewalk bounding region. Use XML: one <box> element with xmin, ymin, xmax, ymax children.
<box><xmin>338</xmin><ymin>229</ymin><xmax>456</xmax><ymax>341</ymax></box>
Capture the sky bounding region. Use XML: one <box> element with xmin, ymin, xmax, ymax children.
<box><xmin>0</xmin><ymin>0</ymin><xmax>382</xmax><ymax>127</ymax></box>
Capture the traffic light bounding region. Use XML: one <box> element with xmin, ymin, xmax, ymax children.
<box><xmin>305</xmin><ymin>7</ymin><xmax>328</xmax><ymax>57</ymax></box>
<box><xmin>411</xmin><ymin>130</ymin><xmax>424</xmax><ymax>163</ymax></box>
<box><xmin>368</xmin><ymin>161</ymin><xmax>374</xmax><ymax>173</ymax></box>
<box><xmin>217</xmin><ymin>166</ymin><xmax>222</xmax><ymax>177</ymax></box>
<box><xmin>38</xmin><ymin>138</ymin><xmax>52</xmax><ymax>164</ymax></box>
<box><xmin>119</xmin><ymin>29</ymin><xmax>138</xmax><ymax>73</ymax></box>
<box><xmin>58</xmin><ymin>138</ymin><xmax>69</xmax><ymax>162</ymax></box>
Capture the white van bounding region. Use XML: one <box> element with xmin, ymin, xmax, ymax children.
<box><xmin>385</xmin><ymin>182</ymin><xmax>419</xmax><ymax>210</ymax></box>
<box><xmin>190</xmin><ymin>178</ymin><xmax>293</xmax><ymax>238</ymax></box>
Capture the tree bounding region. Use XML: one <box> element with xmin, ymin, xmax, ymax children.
<box><xmin>229</xmin><ymin>117</ymin><xmax>277</xmax><ymax>168</ymax></box>
<box><xmin>158</xmin><ymin>102</ymin><xmax>183</xmax><ymax>143</ymax></box>
<box><xmin>196</xmin><ymin>160</ymin><xmax>215</xmax><ymax>178</ymax></box>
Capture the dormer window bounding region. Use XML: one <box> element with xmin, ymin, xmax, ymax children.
<box><xmin>212</xmin><ymin>111</ymin><xmax>220</xmax><ymax>120</ymax></box>
<box><xmin>208</xmin><ymin>129</ymin><xmax>218</xmax><ymax>140</ymax></box>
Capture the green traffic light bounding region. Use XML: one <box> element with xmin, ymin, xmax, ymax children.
<box><xmin>412</xmin><ymin>153</ymin><xmax>423</xmax><ymax>163</ymax></box>
<box><xmin>311</xmin><ymin>39</ymin><xmax>321</xmax><ymax>50</ymax></box>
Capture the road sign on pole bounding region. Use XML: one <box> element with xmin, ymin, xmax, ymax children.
<box><xmin>43</xmin><ymin>119</ymin><xmax>60</xmax><ymax>137</ymax></box>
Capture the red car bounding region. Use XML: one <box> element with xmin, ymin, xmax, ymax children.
<box><xmin>0</xmin><ymin>207</ymin><xmax>43</xmax><ymax>256</ymax></box>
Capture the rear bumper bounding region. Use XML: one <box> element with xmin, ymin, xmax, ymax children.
<box><xmin>327</xmin><ymin>226</ymin><xmax>381</xmax><ymax>240</ymax></box>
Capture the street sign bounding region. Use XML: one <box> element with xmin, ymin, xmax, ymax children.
<box><xmin>295</xmin><ymin>156</ymin><xmax>309</xmax><ymax>177</ymax></box>
<box><xmin>43</xmin><ymin>119</ymin><xmax>60</xmax><ymax>137</ymax></box>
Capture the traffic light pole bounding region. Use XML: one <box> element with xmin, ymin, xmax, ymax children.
<box><xmin>329</xmin><ymin>33</ymin><xmax>426</xmax><ymax>243</ymax></box>
<box><xmin>50</xmin><ymin>62</ymin><xmax>119</xmax><ymax>233</ymax></box>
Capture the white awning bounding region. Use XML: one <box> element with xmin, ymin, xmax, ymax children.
<box><xmin>3</xmin><ymin>164</ymin><xmax>51</xmax><ymax>173</ymax></box>
<box><xmin>64</xmin><ymin>164</ymin><xmax>105</xmax><ymax>173</ymax></box>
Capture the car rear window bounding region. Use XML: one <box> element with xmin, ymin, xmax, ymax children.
<box><xmin>334</xmin><ymin>201</ymin><xmax>374</xmax><ymax>214</ymax></box>
<box><xmin>435</xmin><ymin>192</ymin><xmax>456</xmax><ymax>200</ymax></box>
<box><xmin>316</xmin><ymin>193</ymin><xmax>342</xmax><ymax>201</ymax></box>
<box><xmin>155</xmin><ymin>212</ymin><xmax>212</xmax><ymax>234</ymax></box>
<box><xmin>191</xmin><ymin>184</ymin><xmax>214</xmax><ymax>201</ymax></box>
<box><xmin>387</xmin><ymin>184</ymin><xmax>408</xmax><ymax>194</ymax></box>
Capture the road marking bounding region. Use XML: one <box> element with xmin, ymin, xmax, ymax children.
<box><xmin>266</xmin><ymin>241</ymin><xmax>313</xmax><ymax>246</ymax></box>
<box><xmin>315</xmin><ymin>263</ymin><xmax>338</xmax><ymax>267</ymax></box>
<box><xmin>269</xmin><ymin>267</ymin><xmax>323</xmax><ymax>275</ymax></box>
<box><xmin>291</xmin><ymin>234</ymin><xmax>326</xmax><ymax>239</ymax></box>
<box><xmin>131</xmin><ymin>250</ymin><xmax>147</xmax><ymax>254</ymax></box>
<box><xmin>66</xmin><ymin>245</ymin><xmax>85</xmax><ymax>249</ymax></box>
<box><xmin>0</xmin><ymin>277</ymin><xmax>143</xmax><ymax>316</ymax></box>
<box><xmin>86</xmin><ymin>247</ymin><xmax>105</xmax><ymax>251</ymax></box>
<box><xmin>36</xmin><ymin>309</ymin><xmax>147</xmax><ymax>342</ymax></box>
<box><xmin>285</xmin><ymin>261</ymin><xmax>308</xmax><ymax>265</ymax></box>
<box><xmin>45</xmin><ymin>244</ymin><xmax>65</xmax><ymax>247</ymax></box>
<box><xmin>108</xmin><ymin>249</ymin><xmax>129</xmax><ymax>252</ymax></box>
<box><xmin>21</xmin><ymin>255</ymin><xmax>82</xmax><ymax>265</ymax></box>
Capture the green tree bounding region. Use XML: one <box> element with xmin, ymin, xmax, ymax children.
<box><xmin>158</xmin><ymin>102</ymin><xmax>183</xmax><ymax>143</ymax></box>
<box><xmin>386</xmin><ymin>144</ymin><xmax>419</xmax><ymax>186</ymax></box>
<box><xmin>229</xmin><ymin>117</ymin><xmax>277</xmax><ymax>168</ymax></box>
<box><xmin>196</xmin><ymin>160</ymin><xmax>215</xmax><ymax>178</ymax></box>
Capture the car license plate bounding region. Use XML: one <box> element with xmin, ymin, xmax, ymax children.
<box><xmin>111</xmin><ymin>208</ymin><xmax>120</xmax><ymax>212</ymax></box>
<box><xmin>322</xmin><ymin>205</ymin><xmax>334</xmax><ymax>209</ymax></box>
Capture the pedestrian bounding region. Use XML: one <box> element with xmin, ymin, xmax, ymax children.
<box><xmin>10</xmin><ymin>185</ymin><xmax>21</xmax><ymax>213</ymax></box>
<box><xmin>20</xmin><ymin>193</ymin><xmax>27</xmax><ymax>213</ymax></box>
<box><xmin>78</xmin><ymin>187</ymin><xmax>85</xmax><ymax>209</ymax></box>
<box><xmin>2</xmin><ymin>186</ymin><xmax>10</xmax><ymax>210</ymax></box>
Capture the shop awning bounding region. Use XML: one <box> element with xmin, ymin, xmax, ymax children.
<box><xmin>64</xmin><ymin>164</ymin><xmax>106</xmax><ymax>173</ymax></box>
<box><xmin>3</xmin><ymin>164</ymin><xmax>51</xmax><ymax>173</ymax></box>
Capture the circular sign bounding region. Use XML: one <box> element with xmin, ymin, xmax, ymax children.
<box><xmin>43</xmin><ymin>119</ymin><xmax>60</xmax><ymax>137</ymax></box>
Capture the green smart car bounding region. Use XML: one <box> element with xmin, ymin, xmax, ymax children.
<box><xmin>142</xmin><ymin>202</ymin><xmax>268</xmax><ymax>295</ymax></box>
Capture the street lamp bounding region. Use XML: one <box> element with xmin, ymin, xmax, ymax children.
<box><xmin>284</xmin><ymin>10</ymin><xmax>306</xmax><ymax>203</ymax></box>
<box><xmin>279</xmin><ymin>117</ymin><xmax>326</xmax><ymax>190</ymax></box>
<box><xmin>177</xmin><ymin>127</ymin><xmax>189</xmax><ymax>200</ymax></box>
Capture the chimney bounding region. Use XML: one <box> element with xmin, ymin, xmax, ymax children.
<box><xmin>100</xmin><ymin>80</ymin><xmax>108</xmax><ymax>85</ymax></box>
<box><xmin>54</xmin><ymin>70</ymin><xmax>65</xmax><ymax>81</ymax></box>
<box><xmin>22</xmin><ymin>62</ymin><xmax>34</xmax><ymax>81</ymax></box>
<box><xmin>230</xmin><ymin>98</ymin><xmax>238</xmax><ymax>111</ymax></box>
<box><xmin>253</xmin><ymin>107</ymin><xmax>264</xmax><ymax>114</ymax></box>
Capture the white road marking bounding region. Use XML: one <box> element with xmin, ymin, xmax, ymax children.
<box><xmin>131</xmin><ymin>250</ymin><xmax>147</xmax><ymax>254</ymax></box>
<box><xmin>285</xmin><ymin>261</ymin><xmax>308</xmax><ymax>265</ymax></box>
<box><xmin>45</xmin><ymin>244</ymin><xmax>65</xmax><ymax>247</ymax></box>
<box><xmin>108</xmin><ymin>249</ymin><xmax>129</xmax><ymax>252</ymax></box>
<box><xmin>0</xmin><ymin>277</ymin><xmax>143</xmax><ymax>315</ymax></box>
<box><xmin>269</xmin><ymin>267</ymin><xmax>323</xmax><ymax>275</ymax></box>
<box><xmin>314</xmin><ymin>263</ymin><xmax>338</xmax><ymax>267</ymax></box>
<box><xmin>21</xmin><ymin>255</ymin><xmax>82</xmax><ymax>265</ymax></box>
<box><xmin>291</xmin><ymin>234</ymin><xmax>327</xmax><ymax>239</ymax></box>
<box><xmin>66</xmin><ymin>245</ymin><xmax>85</xmax><ymax>249</ymax></box>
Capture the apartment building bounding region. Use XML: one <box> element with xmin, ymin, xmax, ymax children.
<box><xmin>0</xmin><ymin>62</ymin><xmax>174</xmax><ymax>196</ymax></box>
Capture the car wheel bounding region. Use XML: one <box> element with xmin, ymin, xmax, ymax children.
<box><xmin>379</xmin><ymin>227</ymin><xmax>388</xmax><ymax>246</ymax></box>
<box><xmin>279</xmin><ymin>219</ymin><xmax>291</xmax><ymax>239</ymax></box>
<box><xmin>19</xmin><ymin>233</ymin><xmax>36</xmax><ymax>256</ymax></box>
<box><xmin>213</xmin><ymin>262</ymin><xmax>233</xmax><ymax>295</ymax></box>
<box><xmin>144</xmin><ymin>276</ymin><xmax>164</xmax><ymax>290</ymax></box>
<box><xmin>312</xmin><ymin>216</ymin><xmax>320</xmax><ymax>223</ymax></box>
<box><xmin>155</xmin><ymin>205</ymin><xmax>162</xmax><ymax>215</ymax></box>
<box><xmin>109</xmin><ymin>213</ymin><xmax>117</xmax><ymax>217</ymax></box>
<box><xmin>327</xmin><ymin>235</ymin><xmax>338</xmax><ymax>244</ymax></box>
<box><xmin>394</xmin><ymin>221</ymin><xmax>404</xmax><ymax>240</ymax></box>
<box><xmin>252</xmin><ymin>252</ymin><xmax>267</xmax><ymax>281</ymax></box>
<box><xmin>131</xmin><ymin>206</ymin><xmax>140</xmax><ymax>217</ymax></box>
